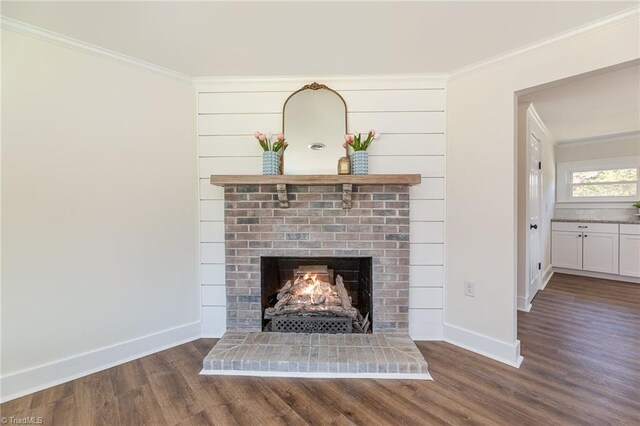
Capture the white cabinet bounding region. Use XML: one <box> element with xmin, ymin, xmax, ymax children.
<box><xmin>551</xmin><ymin>222</ymin><xmax>619</xmax><ymax>275</ymax></box>
<box><xmin>620</xmin><ymin>224</ymin><xmax>640</xmax><ymax>278</ymax></box>
<box><xmin>582</xmin><ymin>232</ymin><xmax>618</xmax><ymax>274</ymax></box>
<box><xmin>551</xmin><ymin>231</ymin><xmax>583</xmax><ymax>269</ymax></box>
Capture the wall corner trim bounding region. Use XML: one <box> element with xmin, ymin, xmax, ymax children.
<box><xmin>0</xmin><ymin>321</ymin><xmax>202</xmax><ymax>403</ymax></box>
<box><xmin>443</xmin><ymin>323</ymin><xmax>524</xmax><ymax>368</ymax></box>
<box><xmin>517</xmin><ymin>296</ymin><xmax>533</xmax><ymax>312</ymax></box>
<box><xmin>449</xmin><ymin>6</ymin><xmax>640</xmax><ymax>80</ymax></box>
<box><xmin>0</xmin><ymin>16</ymin><xmax>193</xmax><ymax>83</ymax></box>
<box><xmin>541</xmin><ymin>266</ymin><xmax>554</xmax><ymax>291</ymax></box>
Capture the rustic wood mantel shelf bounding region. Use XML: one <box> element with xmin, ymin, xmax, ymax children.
<box><xmin>210</xmin><ymin>174</ymin><xmax>421</xmax><ymax>209</ymax></box>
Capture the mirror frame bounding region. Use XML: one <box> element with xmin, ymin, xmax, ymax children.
<box><xmin>281</xmin><ymin>82</ymin><xmax>348</xmax><ymax>174</ymax></box>
<box><xmin>282</xmin><ymin>82</ymin><xmax>348</xmax><ymax>138</ymax></box>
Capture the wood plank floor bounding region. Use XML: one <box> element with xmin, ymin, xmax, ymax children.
<box><xmin>2</xmin><ymin>273</ymin><xmax>639</xmax><ymax>425</ymax></box>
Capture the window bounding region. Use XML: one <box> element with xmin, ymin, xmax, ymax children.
<box><xmin>571</xmin><ymin>168</ymin><xmax>638</xmax><ymax>198</ymax></box>
<box><xmin>557</xmin><ymin>157</ymin><xmax>640</xmax><ymax>203</ymax></box>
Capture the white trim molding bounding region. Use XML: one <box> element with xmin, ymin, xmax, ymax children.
<box><xmin>193</xmin><ymin>74</ymin><xmax>448</xmax><ymax>92</ymax></box>
<box><xmin>556</xmin><ymin>156</ymin><xmax>640</xmax><ymax>203</ymax></box>
<box><xmin>517</xmin><ymin>296</ymin><xmax>532</xmax><ymax>312</ymax></box>
<box><xmin>0</xmin><ymin>321</ymin><xmax>201</xmax><ymax>403</ymax></box>
<box><xmin>553</xmin><ymin>267</ymin><xmax>640</xmax><ymax>284</ymax></box>
<box><xmin>520</xmin><ymin>266</ymin><xmax>553</xmax><ymax>311</ymax></box>
<box><xmin>410</xmin><ymin>324</ymin><xmax>445</xmax><ymax>341</ymax></box>
<box><xmin>450</xmin><ymin>6</ymin><xmax>640</xmax><ymax>80</ymax></box>
<box><xmin>444</xmin><ymin>323</ymin><xmax>524</xmax><ymax>368</ymax></box>
<box><xmin>0</xmin><ymin>16</ymin><xmax>192</xmax><ymax>83</ymax></box>
<box><xmin>541</xmin><ymin>266</ymin><xmax>554</xmax><ymax>291</ymax></box>
<box><xmin>526</xmin><ymin>103</ymin><xmax>556</xmax><ymax>145</ymax></box>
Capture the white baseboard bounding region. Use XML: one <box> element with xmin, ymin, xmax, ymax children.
<box><xmin>553</xmin><ymin>267</ymin><xmax>640</xmax><ymax>284</ymax></box>
<box><xmin>0</xmin><ymin>321</ymin><xmax>201</xmax><ymax>403</ymax></box>
<box><xmin>541</xmin><ymin>266</ymin><xmax>554</xmax><ymax>290</ymax></box>
<box><xmin>517</xmin><ymin>296</ymin><xmax>532</xmax><ymax>312</ymax></box>
<box><xmin>443</xmin><ymin>323</ymin><xmax>523</xmax><ymax>368</ymax></box>
<box><xmin>410</xmin><ymin>324</ymin><xmax>444</xmax><ymax>341</ymax></box>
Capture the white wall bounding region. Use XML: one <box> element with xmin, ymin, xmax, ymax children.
<box><xmin>446</xmin><ymin>16</ymin><xmax>639</xmax><ymax>365</ymax></box>
<box><xmin>556</xmin><ymin>134</ymin><xmax>640</xmax><ymax>162</ymax></box>
<box><xmin>195</xmin><ymin>76</ymin><xmax>447</xmax><ymax>340</ymax></box>
<box><xmin>516</xmin><ymin>104</ymin><xmax>555</xmax><ymax>311</ymax></box>
<box><xmin>1</xmin><ymin>30</ymin><xmax>198</xmax><ymax>400</ymax></box>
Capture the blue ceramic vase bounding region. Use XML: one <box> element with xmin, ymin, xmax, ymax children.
<box><xmin>262</xmin><ymin>151</ymin><xmax>280</xmax><ymax>175</ymax></box>
<box><xmin>351</xmin><ymin>151</ymin><xmax>369</xmax><ymax>175</ymax></box>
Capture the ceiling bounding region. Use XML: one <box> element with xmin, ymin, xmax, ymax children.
<box><xmin>520</xmin><ymin>64</ymin><xmax>640</xmax><ymax>143</ymax></box>
<box><xmin>2</xmin><ymin>1</ymin><xmax>637</xmax><ymax>77</ymax></box>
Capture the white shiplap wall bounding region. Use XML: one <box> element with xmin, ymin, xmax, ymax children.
<box><xmin>196</xmin><ymin>76</ymin><xmax>446</xmax><ymax>340</ymax></box>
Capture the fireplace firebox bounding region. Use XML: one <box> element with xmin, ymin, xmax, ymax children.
<box><xmin>260</xmin><ymin>257</ymin><xmax>373</xmax><ymax>333</ymax></box>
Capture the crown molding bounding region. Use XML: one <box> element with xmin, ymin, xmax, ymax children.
<box><xmin>0</xmin><ymin>16</ymin><xmax>192</xmax><ymax>84</ymax></box>
<box><xmin>450</xmin><ymin>6</ymin><xmax>640</xmax><ymax>80</ymax></box>
<box><xmin>193</xmin><ymin>74</ymin><xmax>449</xmax><ymax>92</ymax></box>
<box><xmin>556</xmin><ymin>130</ymin><xmax>640</xmax><ymax>146</ymax></box>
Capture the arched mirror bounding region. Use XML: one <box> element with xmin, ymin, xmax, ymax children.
<box><xmin>282</xmin><ymin>83</ymin><xmax>347</xmax><ymax>175</ymax></box>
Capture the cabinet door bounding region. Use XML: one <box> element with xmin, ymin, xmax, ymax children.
<box><xmin>582</xmin><ymin>233</ymin><xmax>619</xmax><ymax>274</ymax></box>
<box><xmin>620</xmin><ymin>234</ymin><xmax>640</xmax><ymax>277</ymax></box>
<box><xmin>552</xmin><ymin>231</ymin><xmax>582</xmax><ymax>270</ymax></box>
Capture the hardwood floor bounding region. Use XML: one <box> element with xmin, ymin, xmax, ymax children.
<box><xmin>2</xmin><ymin>273</ymin><xmax>639</xmax><ymax>425</ymax></box>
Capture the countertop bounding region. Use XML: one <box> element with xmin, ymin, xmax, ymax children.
<box><xmin>552</xmin><ymin>218</ymin><xmax>640</xmax><ymax>225</ymax></box>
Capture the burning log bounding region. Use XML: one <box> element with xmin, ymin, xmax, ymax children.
<box><xmin>276</xmin><ymin>280</ymin><xmax>292</xmax><ymax>300</ymax></box>
<box><xmin>273</xmin><ymin>293</ymin><xmax>291</xmax><ymax>311</ymax></box>
<box><xmin>265</xmin><ymin>270</ymin><xmax>369</xmax><ymax>332</ymax></box>
<box><xmin>265</xmin><ymin>305</ymin><xmax>358</xmax><ymax>319</ymax></box>
<box><xmin>335</xmin><ymin>275</ymin><xmax>352</xmax><ymax>309</ymax></box>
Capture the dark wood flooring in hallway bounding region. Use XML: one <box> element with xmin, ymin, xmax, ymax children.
<box><xmin>2</xmin><ymin>273</ymin><xmax>639</xmax><ymax>425</ymax></box>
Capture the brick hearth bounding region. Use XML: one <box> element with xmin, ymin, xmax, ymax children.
<box><xmin>224</xmin><ymin>184</ymin><xmax>411</xmax><ymax>333</ymax></box>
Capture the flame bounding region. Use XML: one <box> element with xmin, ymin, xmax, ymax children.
<box><xmin>302</xmin><ymin>273</ymin><xmax>320</xmax><ymax>296</ymax></box>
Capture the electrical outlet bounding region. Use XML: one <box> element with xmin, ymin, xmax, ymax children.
<box><xmin>464</xmin><ymin>281</ymin><xmax>475</xmax><ymax>297</ymax></box>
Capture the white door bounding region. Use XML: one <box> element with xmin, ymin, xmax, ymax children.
<box><xmin>552</xmin><ymin>231</ymin><xmax>583</xmax><ymax>270</ymax></box>
<box><xmin>620</xmin><ymin>234</ymin><xmax>640</xmax><ymax>277</ymax></box>
<box><xmin>527</xmin><ymin>133</ymin><xmax>542</xmax><ymax>299</ymax></box>
<box><xmin>582</xmin><ymin>233</ymin><xmax>619</xmax><ymax>274</ymax></box>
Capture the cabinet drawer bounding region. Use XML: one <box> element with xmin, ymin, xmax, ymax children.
<box><xmin>552</xmin><ymin>222</ymin><xmax>618</xmax><ymax>234</ymax></box>
<box><xmin>620</xmin><ymin>224</ymin><xmax>640</xmax><ymax>235</ymax></box>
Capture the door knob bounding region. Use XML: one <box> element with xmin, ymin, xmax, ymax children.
<box><xmin>530</xmin><ymin>224</ymin><xmax>538</xmax><ymax>229</ymax></box>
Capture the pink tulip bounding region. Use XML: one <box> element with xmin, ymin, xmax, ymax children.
<box><xmin>344</xmin><ymin>135</ymin><xmax>354</xmax><ymax>143</ymax></box>
<box><xmin>254</xmin><ymin>131</ymin><xmax>262</xmax><ymax>139</ymax></box>
<box><xmin>258</xmin><ymin>134</ymin><xmax>266</xmax><ymax>142</ymax></box>
<box><xmin>342</xmin><ymin>143</ymin><xmax>347</xmax><ymax>149</ymax></box>
<box><xmin>277</xmin><ymin>133</ymin><xmax>285</xmax><ymax>142</ymax></box>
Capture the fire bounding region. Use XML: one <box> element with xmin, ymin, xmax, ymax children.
<box><xmin>301</xmin><ymin>273</ymin><xmax>320</xmax><ymax>296</ymax></box>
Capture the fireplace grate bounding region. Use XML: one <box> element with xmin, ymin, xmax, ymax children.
<box><xmin>271</xmin><ymin>316</ymin><xmax>352</xmax><ymax>334</ymax></box>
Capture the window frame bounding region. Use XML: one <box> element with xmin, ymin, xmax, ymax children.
<box><xmin>557</xmin><ymin>156</ymin><xmax>640</xmax><ymax>203</ymax></box>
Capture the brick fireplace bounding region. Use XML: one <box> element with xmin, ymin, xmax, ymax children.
<box><xmin>223</xmin><ymin>183</ymin><xmax>411</xmax><ymax>334</ymax></box>
<box><xmin>202</xmin><ymin>176</ymin><xmax>430</xmax><ymax>379</ymax></box>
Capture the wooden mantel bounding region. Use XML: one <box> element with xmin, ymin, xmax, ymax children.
<box><xmin>210</xmin><ymin>174</ymin><xmax>421</xmax><ymax>209</ymax></box>
<box><xmin>209</xmin><ymin>174</ymin><xmax>421</xmax><ymax>186</ymax></box>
